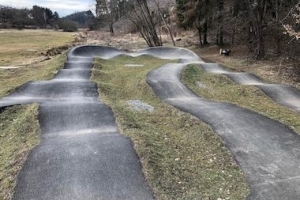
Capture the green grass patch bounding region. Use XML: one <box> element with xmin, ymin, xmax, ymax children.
<box><xmin>0</xmin><ymin>104</ymin><xmax>40</xmax><ymax>200</ymax></box>
<box><xmin>182</xmin><ymin>65</ymin><xmax>300</xmax><ymax>133</ymax></box>
<box><xmin>92</xmin><ymin>56</ymin><xmax>249</xmax><ymax>199</ymax></box>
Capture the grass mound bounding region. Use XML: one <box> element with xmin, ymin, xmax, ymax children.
<box><xmin>182</xmin><ymin>64</ymin><xmax>300</xmax><ymax>134</ymax></box>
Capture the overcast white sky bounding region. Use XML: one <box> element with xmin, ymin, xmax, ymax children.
<box><xmin>0</xmin><ymin>0</ymin><xmax>96</xmax><ymax>17</ymax></box>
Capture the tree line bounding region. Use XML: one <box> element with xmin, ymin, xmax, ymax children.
<box><xmin>95</xmin><ymin>0</ymin><xmax>300</xmax><ymax>60</ymax></box>
<box><xmin>176</xmin><ymin>0</ymin><xmax>300</xmax><ymax>59</ymax></box>
<box><xmin>96</xmin><ymin>0</ymin><xmax>174</xmax><ymax>46</ymax></box>
<box><xmin>2</xmin><ymin>1</ymin><xmax>298</xmax><ymax>60</ymax></box>
<box><xmin>0</xmin><ymin>5</ymin><xmax>58</xmax><ymax>29</ymax></box>
<box><xmin>0</xmin><ymin>5</ymin><xmax>91</xmax><ymax>32</ymax></box>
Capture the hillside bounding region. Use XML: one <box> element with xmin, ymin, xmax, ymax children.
<box><xmin>63</xmin><ymin>10</ymin><xmax>95</xmax><ymax>28</ymax></box>
<box><xmin>0</xmin><ymin>5</ymin><xmax>10</xmax><ymax>9</ymax></box>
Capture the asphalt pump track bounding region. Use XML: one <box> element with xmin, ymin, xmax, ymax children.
<box><xmin>0</xmin><ymin>45</ymin><xmax>300</xmax><ymax>199</ymax></box>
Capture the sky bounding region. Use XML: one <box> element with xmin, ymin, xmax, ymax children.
<box><xmin>0</xmin><ymin>0</ymin><xmax>96</xmax><ymax>17</ymax></box>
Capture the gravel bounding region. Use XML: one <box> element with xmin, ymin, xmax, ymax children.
<box><xmin>196</xmin><ymin>82</ymin><xmax>207</xmax><ymax>88</ymax></box>
<box><xmin>127</xmin><ymin>100</ymin><xmax>154</xmax><ymax>112</ymax></box>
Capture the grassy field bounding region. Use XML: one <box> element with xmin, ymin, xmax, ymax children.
<box><xmin>0</xmin><ymin>29</ymin><xmax>74</xmax><ymax>66</ymax></box>
<box><xmin>182</xmin><ymin>65</ymin><xmax>300</xmax><ymax>134</ymax></box>
<box><xmin>0</xmin><ymin>29</ymin><xmax>75</xmax><ymax>97</ymax></box>
<box><xmin>0</xmin><ymin>30</ymin><xmax>75</xmax><ymax>199</ymax></box>
<box><xmin>92</xmin><ymin>56</ymin><xmax>249</xmax><ymax>200</ymax></box>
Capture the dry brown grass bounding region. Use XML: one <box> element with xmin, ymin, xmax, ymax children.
<box><xmin>0</xmin><ymin>29</ymin><xmax>75</xmax><ymax>66</ymax></box>
<box><xmin>85</xmin><ymin>30</ymin><xmax>200</xmax><ymax>50</ymax></box>
<box><xmin>0</xmin><ymin>29</ymin><xmax>76</xmax><ymax>97</ymax></box>
<box><xmin>86</xmin><ymin>31</ymin><xmax>148</xmax><ymax>50</ymax></box>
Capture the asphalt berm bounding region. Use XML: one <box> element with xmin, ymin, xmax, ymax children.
<box><xmin>0</xmin><ymin>45</ymin><xmax>300</xmax><ymax>199</ymax></box>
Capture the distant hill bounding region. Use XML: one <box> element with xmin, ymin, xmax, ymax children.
<box><xmin>63</xmin><ymin>10</ymin><xmax>95</xmax><ymax>28</ymax></box>
<box><xmin>0</xmin><ymin>5</ymin><xmax>10</xmax><ymax>9</ymax></box>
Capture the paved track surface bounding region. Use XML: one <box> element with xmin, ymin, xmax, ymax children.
<box><xmin>1</xmin><ymin>45</ymin><xmax>300</xmax><ymax>199</ymax></box>
<box><xmin>147</xmin><ymin>62</ymin><xmax>300</xmax><ymax>199</ymax></box>
<box><xmin>2</xmin><ymin>46</ymin><xmax>162</xmax><ymax>200</ymax></box>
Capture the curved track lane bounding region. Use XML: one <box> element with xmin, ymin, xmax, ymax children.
<box><xmin>1</xmin><ymin>45</ymin><xmax>300</xmax><ymax>199</ymax></box>
<box><xmin>147</xmin><ymin>62</ymin><xmax>300</xmax><ymax>199</ymax></box>
<box><xmin>200</xmin><ymin>63</ymin><xmax>300</xmax><ymax>113</ymax></box>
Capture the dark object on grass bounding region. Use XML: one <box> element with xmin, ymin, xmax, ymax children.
<box><xmin>220</xmin><ymin>49</ymin><xmax>231</xmax><ymax>56</ymax></box>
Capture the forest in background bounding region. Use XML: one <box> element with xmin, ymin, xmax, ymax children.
<box><xmin>0</xmin><ymin>0</ymin><xmax>299</xmax><ymax>62</ymax></box>
<box><xmin>0</xmin><ymin>5</ymin><xmax>95</xmax><ymax>32</ymax></box>
<box><xmin>95</xmin><ymin>0</ymin><xmax>300</xmax><ymax>60</ymax></box>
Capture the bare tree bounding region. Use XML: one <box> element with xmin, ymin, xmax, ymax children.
<box><xmin>96</xmin><ymin>0</ymin><xmax>126</xmax><ymax>34</ymax></box>
<box><xmin>216</xmin><ymin>0</ymin><xmax>224</xmax><ymax>45</ymax></box>
<box><xmin>243</xmin><ymin>0</ymin><xmax>268</xmax><ymax>59</ymax></box>
<box><xmin>126</xmin><ymin>0</ymin><xmax>162</xmax><ymax>46</ymax></box>
<box><xmin>282</xmin><ymin>1</ymin><xmax>300</xmax><ymax>41</ymax></box>
<box><xmin>152</xmin><ymin>0</ymin><xmax>176</xmax><ymax>46</ymax></box>
<box><xmin>176</xmin><ymin>0</ymin><xmax>212</xmax><ymax>46</ymax></box>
